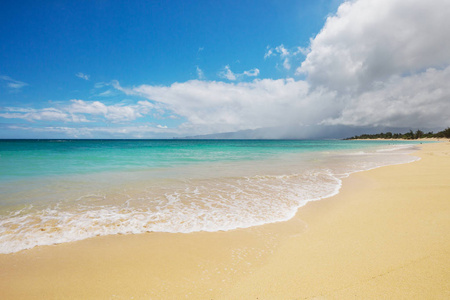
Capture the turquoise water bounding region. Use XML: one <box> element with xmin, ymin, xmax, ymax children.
<box><xmin>0</xmin><ymin>139</ymin><xmax>422</xmax><ymax>253</ymax></box>
<box><xmin>0</xmin><ymin>139</ymin><xmax>420</xmax><ymax>179</ymax></box>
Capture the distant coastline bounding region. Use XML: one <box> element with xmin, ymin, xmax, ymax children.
<box><xmin>345</xmin><ymin>127</ymin><xmax>450</xmax><ymax>140</ymax></box>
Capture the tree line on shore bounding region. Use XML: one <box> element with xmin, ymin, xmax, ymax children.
<box><xmin>345</xmin><ymin>127</ymin><xmax>450</xmax><ymax>140</ymax></box>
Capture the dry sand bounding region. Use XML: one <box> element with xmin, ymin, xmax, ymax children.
<box><xmin>0</xmin><ymin>142</ymin><xmax>449</xmax><ymax>299</ymax></box>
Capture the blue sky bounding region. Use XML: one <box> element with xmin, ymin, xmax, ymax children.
<box><xmin>1</xmin><ymin>0</ymin><xmax>449</xmax><ymax>138</ymax></box>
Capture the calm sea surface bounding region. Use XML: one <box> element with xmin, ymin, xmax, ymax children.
<box><xmin>0</xmin><ymin>139</ymin><xmax>422</xmax><ymax>253</ymax></box>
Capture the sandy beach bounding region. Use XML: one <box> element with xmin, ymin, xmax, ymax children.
<box><xmin>0</xmin><ymin>142</ymin><xmax>449</xmax><ymax>299</ymax></box>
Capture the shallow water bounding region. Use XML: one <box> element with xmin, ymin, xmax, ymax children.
<box><xmin>0</xmin><ymin>139</ymin><xmax>422</xmax><ymax>253</ymax></box>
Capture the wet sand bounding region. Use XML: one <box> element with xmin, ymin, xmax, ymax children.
<box><xmin>0</xmin><ymin>142</ymin><xmax>449</xmax><ymax>299</ymax></box>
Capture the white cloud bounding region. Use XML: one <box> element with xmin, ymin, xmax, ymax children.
<box><xmin>7</xmin><ymin>82</ymin><xmax>27</xmax><ymax>89</ymax></box>
<box><xmin>219</xmin><ymin>65</ymin><xmax>260</xmax><ymax>81</ymax></box>
<box><xmin>243</xmin><ymin>69</ymin><xmax>260</xmax><ymax>77</ymax></box>
<box><xmin>3</xmin><ymin>107</ymin><xmax>35</xmax><ymax>113</ymax></box>
<box><xmin>105</xmin><ymin>105</ymin><xmax>141</xmax><ymax>122</ymax></box>
<box><xmin>97</xmin><ymin>90</ymin><xmax>114</xmax><ymax>97</ymax></box>
<box><xmin>0</xmin><ymin>75</ymin><xmax>28</xmax><ymax>90</ymax></box>
<box><xmin>322</xmin><ymin>66</ymin><xmax>450</xmax><ymax>128</ymax></box>
<box><xmin>282</xmin><ymin>58</ymin><xmax>291</xmax><ymax>71</ymax></box>
<box><xmin>264</xmin><ymin>44</ymin><xmax>307</xmax><ymax>71</ymax></box>
<box><xmin>28</xmin><ymin>109</ymin><xmax>71</xmax><ymax>122</ymax></box>
<box><xmin>294</xmin><ymin>0</ymin><xmax>450</xmax><ymax>127</ymax></box>
<box><xmin>76</xmin><ymin>72</ymin><xmax>90</xmax><ymax>80</ymax></box>
<box><xmin>69</xmin><ymin>100</ymin><xmax>108</xmax><ymax>115</ymax></box>
<box><xmin>196</xmin><ymin>66</ymin><xmax>205</xmax><ymax>80</ymax></box>
<box><xmin>0</xmin><ymin>107</ymin><xmax>88</xmax><ymax>123</ymax></box>
<box><xmin>275</xmin><ymin>45</ymin><xmax>290</xmax><ymax>58</ymax></box>
<box><xmin>298</xmin><ymin>0</ymin><xmax>450</xmax><ymax>93</ymax></box>
<box><xmin>157</xmin><ymin>124</ymin><xmax>168</xmax><ymax>129</ymax></box>
<box><xmin>94</xmin><ymin>82</ymin><xmax>106</xmax><ymax>89</ymax></box>
<box><xmin>0</xmin><ymin>112</ymin><xmax>30</xmax><ymax>119</ymax></box>
<box><xmin>116</xmin><ymin>79</ymin><xmax>339</xmax><ymax>134</ymax></box>
<box><xmin>0</xmin><ymin>100</ymin><xmax>161</xmax><ymax>124</ymax></box>
<box><xmin>67</xmin><ymin>100</ymin><xmax>143</xmax><ymax>122</ymax></box>
<box><xmin>219</xmin><ymin>65</ymin><xmax>237</xmax><ymax>81</ymax></box>
<box><xmin>7</xmin><ymin>124</ymin><xmax>178</xmax><ymax>138</ymax></box>
<box><xmin>264</xmin><ymin>47</ymin><xmax>274</xmax><ymax>59</ymax></box>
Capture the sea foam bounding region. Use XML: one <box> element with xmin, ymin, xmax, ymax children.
<box><xmin>0</xmin><ymin>141</ymin><xmax>420</xmax><ymax>254</ymax></box>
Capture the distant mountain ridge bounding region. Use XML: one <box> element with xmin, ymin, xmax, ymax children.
<box><xmin>178</xmin><ymin>125</ymin><xmax>442</xmax><ymax>140</ymax></box>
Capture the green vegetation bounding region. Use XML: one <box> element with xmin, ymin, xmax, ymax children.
<box><xmin>345</xmin><ymin>127</ymin><xmax>450</xmax><ymax>140</ymax></box>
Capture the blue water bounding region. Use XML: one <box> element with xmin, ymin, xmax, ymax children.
<box><xmin>0</xmin><ymin>139</ymin><xmax>423</xmax><ymax>253</ymax></box>
<box><xmin>0</xmin><ymin>139</ymin><xmax>421</xmax><ymax>180</ymax></box>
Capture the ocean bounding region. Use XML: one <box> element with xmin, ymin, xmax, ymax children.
<box><xmin>0</xmin><ymin>139</ymin><xmax>422</xmax><ymax>254</ymax></box>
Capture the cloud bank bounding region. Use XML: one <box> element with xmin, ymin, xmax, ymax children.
<box><xmin>115</xmin><ymin>0</ymin><xmax>449</xmax><ymax>136</ymax></box>
<box><xmin>117</xmin><ymin>79</ymin><xmax>338</xmax><ymax>135</ymax></box>
<box><xmin>298</xmin><ymin>0</ymin><xmax>450</xmax><ymax>93</ymax></box>
<box><xmin>0</xmin><ymin>100</ymin><xmax>163</xmax><ymax>124</ymax></box>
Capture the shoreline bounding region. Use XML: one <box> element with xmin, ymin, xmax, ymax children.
<box><xmin>0</xmin><ymin>142</ymin><xmax>449</xmax><ymax>298</ymax></box>
<box><xmin>0</xmin><ymin>140</ymin><xmax>420</xmax><ymax>255</ymax></box>
<box><xmin>348</xmin><ymin>137</ymin><xmax>449</xmax><ymax>142</ymax></box>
